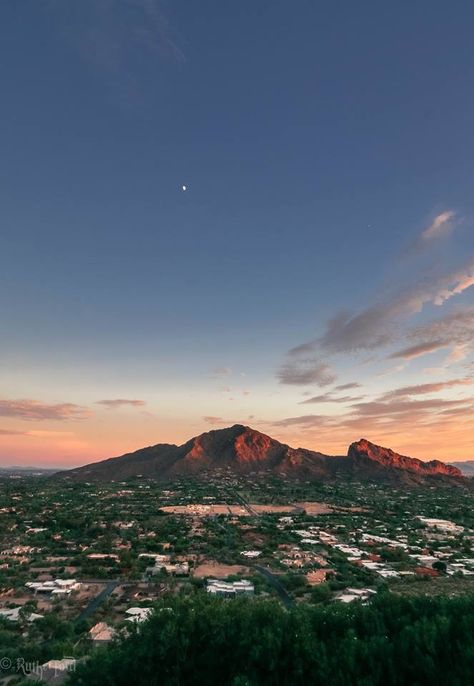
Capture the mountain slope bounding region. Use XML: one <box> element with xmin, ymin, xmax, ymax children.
<box><xmin>59</xmin><ymin>425</ymin><xmax>465</xmax><ymax>485</ymax></box>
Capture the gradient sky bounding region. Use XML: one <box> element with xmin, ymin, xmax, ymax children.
<box><xmin>1</xmin><ymin>1</ymin><xmax>474</xmax><ymax>466</ymax></box>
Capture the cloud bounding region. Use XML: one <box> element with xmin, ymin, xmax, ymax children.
<box><xmin>0</xmin><ymin>399</ymin><xmax>91</xmax><ymax>421</ymax></box>
<box><xmin>388</xmin><ymin>340</ymin><xmax>447</xmax><ymax>360</ymax></box>
<box><xmin>277</xmin><ymin>360</ymin><xmax>336</xmax><ymax>386</ymax></box>
<box><xmin>404</xmin><ymin>211</ymin><xmax>457</xmax><ymax>257</ymax></box>
<box><xmin>287</xmin><ymin>257</ymin><xmax>474</xmax><ymax>362</ymax></box>
<box><xmin>202</xmin><ymin>416</ymin><xmax>224</xmax><ymax>424</ymax></box>
<box><xmin>379</xmin><ymin>379</ymin><xmax>473</xmax><ymax>400</ymax></box>
<box><xmin>96</xmin><ymin>399</ymin><xmax>146</xmax><ymax>409</ymax></box>
<box><xmin>350</xmin><ymin>397</ymin><xmax>472</xmax><ymax>417</ymax></box>
<box><xmin>410</xmin><ymin>308</ymin><xmax>474</xmax><ymax>346</ymax></box>
<box><xmin>334</xmin><ymin>382</ymin><xmax>362</xmax><ymax>391</ymax></box>
<box><xmin>272</xmin><ymin>415</ymin><xmax>329</xmax><ymax>428</ymax></box>
<box><xmin>390</xmin><ymin>308</ymin><xmax>474</xmax><ymax>363</ymax></box>
<box><xmin>0</xmin><ymin>428</ymin><xmax>29</xmax><ymax>436</ymax></box>
<box><xmin>420</xmin><ymin>211</ymin><xmax>456</xmax><ymax>242</ymax></box>
<box><xmin>322</xmin><ymin>258</ymin><xmax>474</xmax><ymax>354</ymax></box>
<box><xmin>299</xmin><ymin>393</ymin><xmax>364</xmax><ymax>405</ymax></box>
<box><xmin>446</xmin><ymin>344</ymin><xmax>470</xmax><ymax>364</ymax></box>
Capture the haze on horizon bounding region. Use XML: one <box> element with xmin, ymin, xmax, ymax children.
<box><xmin>1</xmin><ymin>1</ymin><xmax>474</xmax><ymax>467</ymax></box>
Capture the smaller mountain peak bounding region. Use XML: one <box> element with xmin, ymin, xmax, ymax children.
<box><xmin>349</xmin><ymin>438</ymin><xmax>462</xmax><ymax>477</ymax></box>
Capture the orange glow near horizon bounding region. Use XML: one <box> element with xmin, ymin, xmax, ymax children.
<box><xmin>1</xmin><ymin>410</ymin><xmax>473</xmax><ymax>468</ymax></box>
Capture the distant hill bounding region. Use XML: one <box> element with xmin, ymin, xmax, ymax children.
<box><xmin>449</xmin><ymin>460</ymin><xmax>474</xmax><ymax>477</ymax></box>
<box><xmin>58</xmin><ymin>425</ymin><xmax>466</xmax><ymax>486</ymax></box>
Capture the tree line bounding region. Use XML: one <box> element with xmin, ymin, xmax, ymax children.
<box><xmin>69</xmin><ymin>592</ymin><xmax>474</xmax><ymax>685</ymax></box>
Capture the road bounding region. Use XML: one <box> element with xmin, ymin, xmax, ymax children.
<box><xmin>75</xmin><ymin>579</ymin><xmax>119</xmax><ymax>624</ymax></box>
<box><xmin>226</xmin><ymin>488</ymin><xmax>259</xmax><ymax>517</ymax></box>
<box><xmin>253</xmin><ymin>565</ymin><xmax>294</xmax><ymax>609</ymax></box>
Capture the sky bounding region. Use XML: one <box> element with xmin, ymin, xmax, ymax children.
<box><xmin>1</xmin><ymin>0</ymin><xmax>474</xmax><ymax>467</ymax></box>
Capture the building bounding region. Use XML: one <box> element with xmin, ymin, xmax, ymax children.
<box><xmin>124</xmin><ymin>607</ymin><xmax>153</xmax><ymax>623</ymax></box>
<box><xmin>89</xmin><ymin>622</ymin><xmax>116</xmax><ymax>645</ymax></box>
<box><xmin>0</xmin><ymin>606</ymin><xmax>43</xmax><ymax>622</ymax></box>
<box><xmin>25</xmin><ymin>579</ymin><xmax>81</xmax><ymax>595</ymax></box>
<box><xmin>206</xmin><ymin>579</ymin><xmax>254</xmax><ymax>597</ymax></box>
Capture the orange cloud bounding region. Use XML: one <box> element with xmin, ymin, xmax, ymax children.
<box><xmin>0</xmin><ymin>399</ymin><xmax>92</xmax><ymax>421</ymax></box>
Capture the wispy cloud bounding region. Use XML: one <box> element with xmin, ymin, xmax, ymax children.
<box><xmin>334</xmin><ymin>382</ymin><xmax>362</xmax><ymax>391</ymax></box>
<box><xmin>0</xmin><ymin>399</ymin><xmax>91</xmax><ymax>421</ymax></box>
<box><xmin>389</xmin><ymin>340</ymin><xmax>448</xmax><ymax>360</ymax></box>
<box><xmin>379</xmin><ymin>378</ymin><xmax>473</xmax><ymax>400</ymax></box>
<box><xmin>281</xmin><ymin>253</ymin><xmax>474</xmax><ymax>380</ymax></box>
<box><xmin>96</xmin><ymin>399</ymin><xmax>146</xmax><ymax>409</ymax></box>
<box><xmin>0</xmin><ymin>428</ymin><xmax>29</xmax><ymax>436</ymax></box>
<box><xmin>277</xmin><ymin>360</ymin><xmax>336</xmax><ymax>386</ymax></box>
<box><xmin>299</xmin><ymin>393</ymin><xmax>364</xmax><ymax>405</ymax></box>
<box><xmin>390</xmin><ymin>308</ymin><xmax>474</xmax><ymax>363</ymax></box>
<box><xmin>317</xmin><ymin>258</ymin><xmax>474</xmax><ymax>354</ymax></box>
<box><xmin>273</xmin><ymin>415</ymin><xmax>328</xmax><ymax>428</ymax></box>
<box><xmin>350</xmin><ymin>397</ymin><xmax>472</xmax><ymax>417</ymax></box>
<box><xmin>420</xmin><ymin>211</ymin><xmax>456</xmax><ymax>242</ymax></box>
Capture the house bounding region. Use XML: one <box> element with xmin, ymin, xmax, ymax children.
<box><xmin>335</xmin><ymin>588</ymin><xmax>376</xmax><ymax>603</ymax></box>
<box><xmin>145</xmin><ymin>561</ymin><xmax>189</xmax><ymax>576</ymax></box>
<box><xmin>206</xmin><ymin>579</ymin><xmax>254</xmax><ymax>597</ymax></box>
<box><xmin>36</xmin><ymin>658</ymin><xmax>76</xmax><ymax>684</ymax></box>
<box><xmin>26</xmin><ymin>579</ymin><xmax>81</xmax><ymax>595</ymax></box>
<box><xmin>124</xmin><ymin>607</ymin><xmax>153</xmax><ymax>623</ymax></box>
<box><xmin>278</xmin><ymin>517</ymin><xmax>294</xmax><ymax>525</ymax></box>
<box><xmin>86</xmin><ymin>553</ymin><xmax>119</xmax><ymax>561</ymax></box>
<box><xmin>306</xmin><ymin>569</ymin><xmax>331</xmax><ymax>585</ymax></box>
<box><xmin>240</xmin><ymin>550</ymin><xmax>262</xmax><ymax>558</ymax></box>
<box><xmin>0</xmin><ymin>606</ymin><xmax>43</xmax><ymax>622</ymax></box>
<box><xmin>89</xmin><ymin>622</ymin><xmax>116</xmax><ymax>645</ymax></box>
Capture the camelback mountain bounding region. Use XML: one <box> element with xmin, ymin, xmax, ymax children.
<box><xmin>61</xmin><ymin>425</ymin><xmax>466</xmax><ymax>486</ymax></box>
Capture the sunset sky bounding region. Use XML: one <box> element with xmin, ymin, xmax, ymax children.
<box><xmin>1</xmin><ymin>1</ymin><xmax>474</xmax><ymax>467</ymax></box>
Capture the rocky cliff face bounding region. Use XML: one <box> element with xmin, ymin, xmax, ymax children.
<box><xmin>348</xmin><ymin>438</ymin><xmax>462</xmax><ymax>477</ymax></box>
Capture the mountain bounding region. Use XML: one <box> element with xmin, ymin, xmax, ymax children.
<box><xmin>449</xmin><ymin>460</ymin><xmax>474</xmax><ymax>477</ymax></box>
<box><xmin>59</xmin><ymin>425</ymin><xmax>466</xmax><ymax>485</ymax></box>
<box><xmin>60</xmin><ymin>425</ymin><xmax>332</xmax><ymax>481</ymax></box>
<box><xmin>348</xmin><ymin>439</ymin><xmax>462</xmax><ymax>478</ymax></box>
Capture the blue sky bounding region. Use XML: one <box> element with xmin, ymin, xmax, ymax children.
<box><xmin>1</xmin><ymin>1</ymin><xmax>474</xmax><ymax>465</ymax></box>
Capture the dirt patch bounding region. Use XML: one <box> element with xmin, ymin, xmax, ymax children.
<box><xmin>250</xmin><ymin>504</ymin><xmax>298</xmax><ymax>514</ymax></box>
<box><xmin>293</xmin><ymin>502</ymin><xmax>334</xmax><ymax>515</ymax></box>
<box><xmin>160</xmin><ymin>504</ymin><xmax>248</xmax><ymax>516</ymax></box>
<box><xmin>193</xmin><ymin>562</ymin><xmax>251</xmax><ymax>578</ymax></box>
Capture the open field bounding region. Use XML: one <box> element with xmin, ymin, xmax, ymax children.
<box><xmin>193</xmin><ymin>562</ymin><xmax>251</xmax><ymax>578</ymax></box>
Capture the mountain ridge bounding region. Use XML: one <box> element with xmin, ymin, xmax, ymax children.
<box><xmin>59</xmin><ymin>425</ymin><xmax>466</xmax><ymax>485</ymax></box>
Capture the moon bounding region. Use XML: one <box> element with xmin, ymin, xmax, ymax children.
<box><xmin>182</xmin><ymin>185</ymin><xmax>187</xmax><ymax>191</ymax></box>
